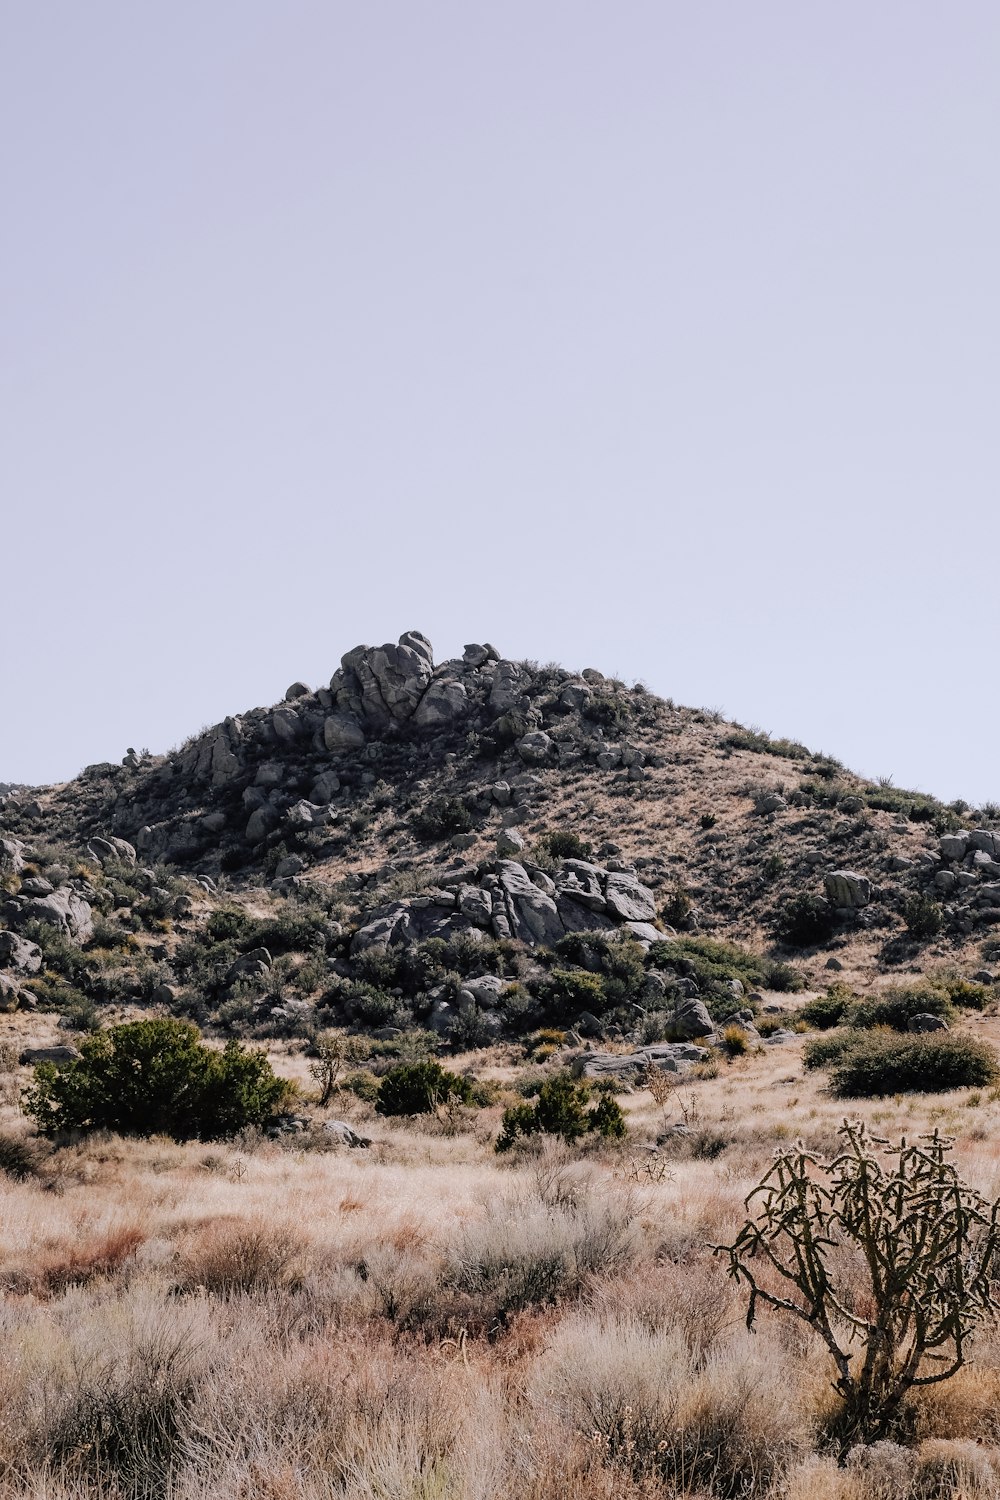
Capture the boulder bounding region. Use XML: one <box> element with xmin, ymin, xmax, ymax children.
<box><xmin>0</xmin><ymin>837</ymin><xmax>27</xmax><ymax>875</ymax></box>
<box><xmin>671</xmin><ymin>995</ymin><xmax>715</xmax><ymax>1039</ymax></box>
<box><xmin>224</xmin><ymin>948</ymin><xmax>272</xmax><ymax>986</ymax></box>
<box><xmin>151</xmin><ymin>983</ymin><xmax>178</xmax><ymax>1006</ymax></box>
<box><xmin>0</xmin><ymin>973</ymin><xmax>22</xmax><ymax>1011</ymax></box>
<box><xmin>496</xmin><ymin>827</ymin><xmax>525</xmax><ymax>857</ymax></box>
<box><xmin>970</xmin><ymin>830</ymin><xmax>1000</xmax><ymax>860</ymax></box>
<box><xmin>286</xmin><ymin>799</ymin><xmax>331</xmax><ymax>829</ymax></box>
<box><xmin>516</xmin><ymin>731</ymin><xmax>554</xmax><ymax>765</ymax></box>
<box><xmin>357</xmin><ymin>632</ymin><xmax>435</xmax><ymax>726</ymax></box>
<box><xmin>86</xmin><ymin>835</ymin><xmax>137</xmax><ymax>866</ymax></box>
<box><xmin>19</xmin><ymin>1045</ymin><xmax>81</xmax><ymax>1067</ymax></box>
<box><xmin>940</xmin><ymin>833</ymin><xmax>970</xmax><ymax>861</ymax></box>
<box><xmin>271</xmin><ymin>707</ymin><xmax>303</xmax><ymax>744</ymax></box>
<box><xmin>285</xmin><ymin>682</ymin><xmax>310</xmax><ymax>700</ymax></box>
<box><xmin>309</xmin><ymin>770</ymin><xmax>341</xmax><ymax>803</ymax></box>
<box><xmin>757</xmin><ymin>794</ymin><xmax>788</xmax><ymax>815</ymax></box>
<box><xmin>0</xmin><ymin>932</ymin><xmax>42</xmax><ymax>973</ymax></box>
<box><xmin>574</xmin><ymin>1042</ymin><xmax>708</xmax><ymax>1082</ymax></box>
<box><xmin>603</xmin><ymin>872</ymin><xmax>657</xmax><ymax>924</ymax></box>
<box><xmin>323</xmin><ymin>1120</ymin><xmax>371</xmax><ymax>1148</ymax></box>
<box><xmin>412</xmin><ymin>678</ymin><xmax>468</xmax><ymax>727</ymax></box>
<box><xmin>907</xmin><ymin>1013</ymin><xmax>949</xmax><ymax>1033</ymax></box>
<box><xmin>246</xmin><ymin>805</ymin><xmax>279</xmax><ymax>843</ymax></box>
<box><xmin>12</xmin><ymin>888</ymin><xmax>94</xmax><ymax>944</ymax></box>
<box><xmin>323</xmin><ymin>711</ymin><xmax>366</xmax><ymax>751</ymax></box>
<box><xmin>825</xmin><ymin>870</ymin><xmax>872</xmax><ymax>909</ymax></box>
<box><xmin>489</xmin><ymin>661</ymin><xmax>529</xmax><ymax>713</ymax></box>
<box><xmin>462</xmin><ymin>975</ymin><xmax>506</xmax><ymax>1008</ymax></box>
<box><xmin>493</xmin><ymin>861</ymin><xmax>564</xmax><ymax>946</ymax></box>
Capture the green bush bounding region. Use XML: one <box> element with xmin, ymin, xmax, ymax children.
<box><xmin>820</xmin><ymin>1033</ymin><xmax>998</xmax><ymax>1097</ymax></box>
<box><xmin>900</xmin><ymin>892</ymin><xmax>944</xmax><ymax>940</ymax></box>
<box><xmin>800</xmin><ymin>988</ymin><xmax>853</xmax><ymax>1030</ymax></box>
<box><xmin>775</xmin><ymin>892</ymin><xmax>837</xmax><ymax>947</ymax></box>
<box><xmin>23</xmin><ymin>1019</ymin><xmax>287</xmax><ymax>1141</ymax></box>
<box><xmin>803</xmin><ymin>1030</ymin><xmax>867</xmax><ymax>1070</ymax></box>
<box><xmin>848</xmin><ymin>987</ymin><xmax>954</xmax><ymax>1032</ymax></box>
<box><xmin>376</xmin><ymin>1060</ymin><xmax>474</xmax><ymax>1116</ymax></box>
<box><xmin>495</xmin><ymin>1073</ymin><xmax>627</xmax><ymax>1151</ymax></box>
<box><xmin>411</xmin><ymin>797</ymin><xmax>474</xmax><ymax>842</ymax></box>
<box><xmin>761</xmin><ymin>959</ymin><xmax>804</xmax><ymax>993</ymax></box>
<box><xmin>531</xmin><ymin>969</ymin><xmax>606</xmax><ymax>1022</ymax></box>
<box><xmin>538</xmin><ymin>830</ymin><xmax>593</xmax><ymax>861</ymax></box>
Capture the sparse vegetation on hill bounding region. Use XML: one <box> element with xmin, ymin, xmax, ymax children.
<box><xmin>4</xmin><ymin>629</ymin><xmax>1000</xmax><ymax>1493</ymax></box>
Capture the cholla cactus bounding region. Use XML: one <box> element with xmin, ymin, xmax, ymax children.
<box><xmin>716</xmin><ymin>1121</ymin><xmax>1000</xmax><ymax>1449</ymax></box>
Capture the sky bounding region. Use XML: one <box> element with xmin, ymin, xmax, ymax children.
<box><xmin>2</xmin><ymin>3</ymin><xmax>999</xmax><ymax>803</ymax></box>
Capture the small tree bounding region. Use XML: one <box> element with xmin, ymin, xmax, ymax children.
<box><xmin>376</xmin><ymin>1060</ymin><xmax>473</xmax><ymax>1116</ymax></box>
<box><xmin>715</xmin><ymin>1122</ymin><xmax>1000</xmax><ymax>1452</ymax></box>
<box><xmin>24</xmin><ymin>1018</ymin><xmax>287</xmax><ymax>1141</ymax></box>
<box><xmin>496</xmin><ymin>1073</ymin><xmax>627</xmax><ymax>1152</ymax></box>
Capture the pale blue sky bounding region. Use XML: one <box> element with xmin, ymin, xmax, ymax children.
<box><xmin>3</xmin><ymin>4</ymin><xmax>999</xmax><ymax>802</ymax></box>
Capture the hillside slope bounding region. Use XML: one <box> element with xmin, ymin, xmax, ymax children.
<box><xmin>1</xmin><ymin>631</ymin><xmax>998</xmax><ymax>1046</ymax></box>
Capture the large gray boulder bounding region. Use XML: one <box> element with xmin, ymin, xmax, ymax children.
<box><xmin>176</xmin><ymin>717</ymin><xmax>245</xmax><ymax>786</ymax></box>
<box><xmin>412</xmin><ymin>678</ymin><xmax>468</xmax><ymax>727</ymax></box>
<box><xmin>353</xmin><ymin>633</ymin><xmax>435</xmax><ymax>727</ymax></box>
<box><xmin>604</xmin><ymin>872</ymin><xmax>657</xmax><ymax>923</ymax></box>
<box><xmin>323</xmin><ymin>710</ymin><xmax>366</xmax><ymax>750</ymax></box>
<box><xmin>19</xmin><ymin>1045</ymin><xmax>81</xmax><ymax>1066</ymax></box>
<box><xmin>573</xmin><ymin>1042</ymin><xmax>708</xmax><ymax>1082</ymax></box>
<box><xmin>0</xmin><ymin>931</ymin><xmax>42</xmax><ymax>973</ymax></box>
<box><xmin>12</xmin><ymin>888</ymin><xmax>94</xmax><ymax>944</ymax></box>
<box><xmin>0</xmin><ymin>973</ymin><xmax>22</xmax><ymax>1012</ymax></box>
<box><xmin>970</xmin><ymin>830</ymin><xmax>1000</xmax><ymax>860</ymax></box>
<box><xmin>492</xmin><ymin>860</ymin><xmax>564</xmax><ymax>946</ymax></box>
<box><xmin>825</xmin><ymin>870</ymin><xmax>872</xmax><ymax>909</ymax></box>
<box><xmin>516</xmin><ymin>731</ymin><xmax>553</xmax><ymax>765</ymax></box>
<box><xmin>940</xmin><ymin>832</ymin><xmax>970</xmax><ymax>862</ymax></box>
<box><xmin>0</xmin><ymin>837</ymin><xmax>26</xmax><ymax>875</ymax></box>
<box><xmin>246</xmin><ymin>805</ymin><xmax>279</xmax><ymax>843</ymax></box>
<box><xmin>489</xmin><ymin>661</ymin><xmax>530</xmax><ymax>713</ymax></box>
<box><xmin>271</xmin><ymin>706</ymin><xmax>304</xmax><ymax>744</ymax></box>
<box><xmin>907</xmin><ymin>1012</ymin><xmax>949</xmax><ymax>1033</ymax></box>
<box><xmin>86</xmin><ymin>835</ymin><xmax>137</xmax><ymax>866</ymax></box>
<box><xmin>323</xmin><ymin>1120</ymin><xmax>371</xmax><ymax>1148</ymax></box>
<box><xmin>672</xmin><ymin>994</ymin><xmax>714</xmax><ymax>1039</ymax></box>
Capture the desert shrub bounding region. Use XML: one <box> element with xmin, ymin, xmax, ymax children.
<box><xmin>800</xmin><ymin>987</ymin><xmax>853</xmax><ymax>1030</ymax></box>
<box><xmin>720</xmin><ymin>1024</ymin><xmax>750</xmax><ymax>1057</ymax></box>
<box><xmin>901</xmin><ymin>891</ymin><xmax>945</xmax><ymax>940</ymax></box>
<box><xmin>717</xmin><ymin>1122</ymin><xmax>1000</xmax><ymax>1450</ymax></box>
<box><xmin>761</xmin><ymin>958</ymin><xmax>804</xmax><ymax>992</ymax></box>
<box><xmin>848</xmin><ymin>987</ymin><xmax>954</xmax><ymax>1032</ymax></box>
<box><xmin>0</xmin><ymin>1128</ymin><xmax>48</xmax><ymax>1179</ymax></box>
<box><xmin>936</xmin><ymin>976</ymin><xmax>991</xmax><ymax>1010</ymax></box>
<box><xmin>410</xmin><ymin>796</ymin><xmax>474</xmax><ymax>842</ymax></box>
<box><xmin>343</xmin><ymin>1068</ymin><xmax>379</xmax><ymax>1101</ymax></box>
<box><xmin>661</xmin><ymin>883</ymin><xmax>694</xmax><ymax>928</ymax></box>
<box><xmin>23</xmin><ymin>1018</ymin><xmax>288</xmax><ymax>1140</ymax></box>
<box><xmin>802</xmin><ymin>1029</ymin><xmax>868</xmax><ymax>1069</ymax></box>
<box><xmin>538</xmin><ymin>829</ymin><xmax>593</xmax><ymax>861</ymax></box>
<box><xmin>532</xmin><ymin>968</ymin><xmax>606</xmax><ymax>1022</ymax></box>
<box><xmin>448</xmin><ymin>1004</ymin><xmax>497</xmax><ymax>1051</ymax></box>
<box><xmin>176</xmin><ymin>1217</ymin><xmax>306</xmax><ymax>1295</ymax></box>
<box><xmin>723</xmin><ymin>727</ymin><xmax>811</xmax><ymax>760</ymax></box>
<box><xmin>646</xmin><ymin>936</ymin><xmax>763</xmax><ymax>991</ymax></box>
<box><xmin>828</xmin><ymin>1033</ymin><xmax>998</xmax><ymax>1097</ymax></box>
<box><xmin>583</xmin><ymin>693</ymin><xmax>632</xmax><ymax>729</ymax></box>
<box><xmin>376</xmin><ymin>1060</ymin><xmax>474</xmax><ymax>1116</ymax></box>
<box><xmin>775</xmin><ymin>891</ymin><xmax>837</xmax><ymax>947</ymax></box>
<box><xmin>496</xmin><ymin>1072</ymin><xmax>626</xmax><ymax>1151</ymax></box>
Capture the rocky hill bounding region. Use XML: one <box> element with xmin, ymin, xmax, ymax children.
<box><xmin>1</xmin><ymin>630</ymin><xmax>998</xmax><ymax>1049</ymax></box>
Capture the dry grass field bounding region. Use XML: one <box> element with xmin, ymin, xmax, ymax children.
<box><xmin>4</xmin><ymin>1022</ymin><xmax>1000</xmax><ymax>1500</ymax></box>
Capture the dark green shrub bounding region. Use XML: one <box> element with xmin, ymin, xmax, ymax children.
<box><xmin>411</xmin><ymin>797</ymin><xmax>474</xmax><ymax>842</ymax></box>
<box><xmin>761</xmin><ymin>959</ymin><xmax>804</xmax><ymax>992</ymax></box>
<box><xmin>532</xmin><ymin>969</ymin><xmax>606</xmax><ymax>1023</ymax></box>
<box><xmin>495</xmin><ymin>1073</ymin><xmax>627</xmax><ymax>1151</ymax></box>
<box><xmin>376</xmin><ymin>1060</ymin><xmax>474</xmax><ymax>1116</ymax></box>
<box><xmin>826</xmin><ymin>1033</ymin><xmax>998</xmax><ymax>1097</ymax></box>
<box><xmin>901</xmin><ymin>892</ymin><xmax>944</xmax><ymax>940</ymax></box>
<box><xmin>699</xmin><ymin>813</ymin><xmax>717</xmax><ymax>830</ymax></box>
<box><xmin>583</xmin><ymin>694</ymin><xmax>631</xmax><ymax>730</ymax></box>
<box><xmin>937</xmin><ymin>977</ymin><xmax>991</xmax><ymax>1011</ymax></box>
<box><xmin>23</xmin><ymin>1019</ymin><xmax>287</xmax><ymax>1140</ymax></box>
<box><xmin>800</xmin><ymin>989</ymin><xmax>853</xmax><ymax>1030</ymax></box>
<box><xmin>660</xmin><ymin>884</ymin><xmax>694</xmax><ymax>929</ymax></box>
<box><xmin>848</xmin><ymin>988</ymin><xmax>954</xmax><ymax>1032</ymax></box>
<box><xmin>803</xmin><ymin>1030</ymin><xmax>867</xmax><ymax>1070</ymax></box>
<box><xmin>538</xmin><ymin>829</ymin><xmax>593</xmax><ymax>861</ymax></box>
<box><xmin>775</xmin><ymin>892</ymin><xmax>837</xmax><ymax>947</ymax></box>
